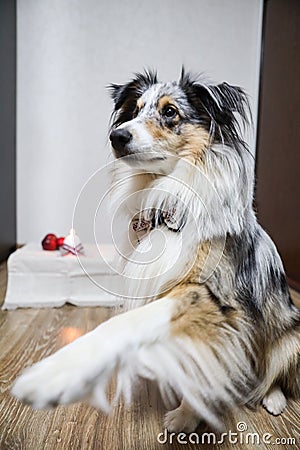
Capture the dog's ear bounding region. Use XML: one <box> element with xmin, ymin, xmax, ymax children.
<box><xmin>180</xmin><ymin>70</ymin><xmax>251</xmax><ymax>148</ymax></box>
<box><xmin>109</xmin><ymin>84</ymin><xmax>128</xmax><ymax>110</ymax></box>
<box><xmin>201</xmin><ymin>82</ymin><xmax>251</xmax><ymax>125</ymax></box>
<box><xmin>108</xmin><ymin>70</ymin><xmax>158</xmax><ymax>126</ymax></box>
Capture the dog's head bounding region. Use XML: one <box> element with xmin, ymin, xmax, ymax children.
<box><xmin>109</xmin><ymin>69</ymin><xmax>251</xmax><ymax>171</ymax></box>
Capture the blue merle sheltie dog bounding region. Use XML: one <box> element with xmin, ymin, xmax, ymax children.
<box><xmin>12</xmin><ymin>69</ymin><xmax>300</xmax><ymax>433</ymax></box>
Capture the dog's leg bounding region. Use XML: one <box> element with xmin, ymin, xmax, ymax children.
<box><xmin>262</xmin><ymin>386</ymin><xmax>287</xmax><ymax>416</ymax></box>
<box><xmin>257</xmin><ymin>327</ymin><xmax>300</xmax><ymax>415</ymax></box>
<box><xmin>12</xmin><ymin>284</ymin><xmax>253</xmax><ymax>431</ymax></box>
<box><xmin>164</xmin><ymin>400</ymin><xmax>200</xmax><ymax>433</ymax></box>
<box><xmin>12</xmin><ymin>297</ymin><xmax>174</xmax><ymax>410</ymax></box>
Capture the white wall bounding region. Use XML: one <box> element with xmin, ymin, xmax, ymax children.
<box><xmin>17</xmin><ymin>0</ymin><xmax>263</xmax><ymax>244</ymax></box>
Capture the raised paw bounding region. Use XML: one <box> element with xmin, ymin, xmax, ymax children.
<box><xmin>12</xmin><ymin>356</ymin><xmax>93</xmax><ymax>409</ymax></box>
<box><xmin>11</xmin><ymin>329</ymin><xmax>115</xmax><ymax>410</ymax></box>
<box><xmin>262</xmin><ymin>386</ymin><xmax>287</xmax><ymax>416</ymax></box>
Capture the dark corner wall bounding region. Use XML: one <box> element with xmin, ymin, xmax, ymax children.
<box><xmin>255</xmin><ymin>0</ymin><xmax>300</xmax><ymax>290</ymax></box>
<box><xmin>0</xmin><ymin>0</ymin><xmax>16</xmax><ymax>262</ymax></box>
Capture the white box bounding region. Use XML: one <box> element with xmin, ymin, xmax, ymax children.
<box><xmin>3</xmin><ymin>243</ymin><xmax>123</xmax><ymax>309</ymax></box>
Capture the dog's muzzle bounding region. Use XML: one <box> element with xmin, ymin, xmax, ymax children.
<box><xmin>110</xmin><ymin>129</ymin><xmax>132</xmax><ymax>157</ymax></box>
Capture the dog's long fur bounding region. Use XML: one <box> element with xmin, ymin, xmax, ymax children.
<box><xmin>12</xmin><ymin>69</ymin><xmax>300</xmax><ymax>432</ymax></box>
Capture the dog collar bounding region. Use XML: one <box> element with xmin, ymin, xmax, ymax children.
<box><xmin>132</xmin><ymin>209</ymin><xmax>185</xmax><ymax>242</ymax></box>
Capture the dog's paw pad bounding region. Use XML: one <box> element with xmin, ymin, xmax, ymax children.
<box><xmin>262</xmin><ymin>388</ymin><xmax>287</xmax><ymax>416</ymax></box>
<box><xmin>164</xmin><ymin>407</ymin><xmax>199</xmax><ymax>433</ymax></box>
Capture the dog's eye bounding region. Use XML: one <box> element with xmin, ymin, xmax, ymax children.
<box><xmin>163</xmin><ymin>106</ymin><xmax>177</xmax><ymax>119</ymax></box>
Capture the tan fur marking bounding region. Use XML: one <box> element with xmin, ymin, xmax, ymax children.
<box><xmin>187</xmin><ymin>239</ymin><xmax>228</xmax><ymax>284</ymax></box>
<box><xmin>169</xmin><ymin>283</ymin><xmax>241</xmax><ymax>341</ymax></box>
<box><xmin>185</xmin><ymin>241</ymin><xmax>211</xmax><ymax>281</ymax></box>
<box><xmin>158</xmin><ymin>96</ymin><xmax>177</xmax><ymax>111</ymax></box>
<box><xmin>144</xmin><ymin>120</ymin><xmax>210</xmax><ymax>166</ymax></box>
<box><xmin>136</xmin><ymin>98</ymin><xmax>144</xmax><ymax>110</ymax></box>
<box><xmin>179</xmin><ymin>124</ymin><xmax>210</xmax><ymax>164</ymax></box>
<box><xmin>145</xmin><ymin>120</ymin><xmax>177</xmax><ymax>142</ymax></box>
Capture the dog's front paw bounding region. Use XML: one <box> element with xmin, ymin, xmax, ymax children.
<box><xmin>11</xmin><ymin>331</ymin><xmax>113</xmax><ymax>409</ymax></box>
<box><xmin>12</xmin><ymin>354</ymin><xmax>93</xmax><ymax>409</ymax></box>
<box><xmin>262</xmin><ymin>386</ymin><xmax>287</xmax><ymax>416</ymax></box>
<box><xmin>164</xmin><ymin>405</ymin><xmax>200</xmax><ymax>433</ymax></box>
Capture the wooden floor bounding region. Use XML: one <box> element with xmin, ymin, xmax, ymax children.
<box><xmin>0</xmin><ymin>261</ymin><xmax>299</xmax><ymax>450</ymax></box>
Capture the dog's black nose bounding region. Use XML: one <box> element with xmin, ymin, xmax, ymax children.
<box><xmin>110</xmin><ymin>129</ymin><xmax>132</xmax><ymax>155</ymax></box>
